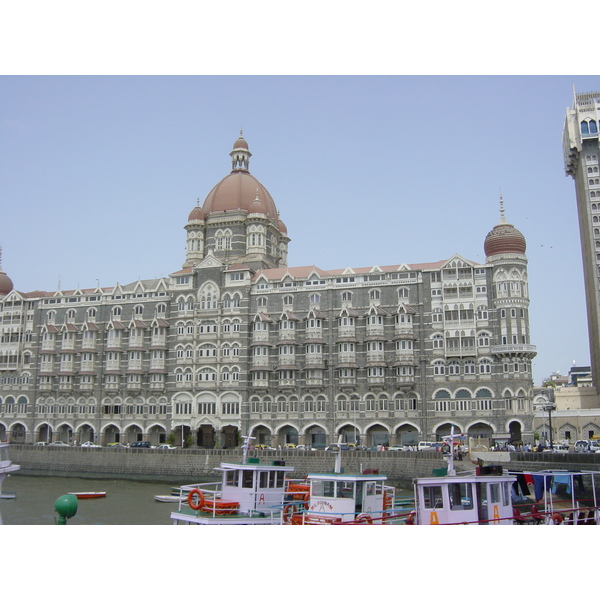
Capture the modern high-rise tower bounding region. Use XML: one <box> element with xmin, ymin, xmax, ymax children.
<box><xmin>563</xmin><ymin>90</ymin><xmax>600</xmax><ymax>392</ymax></box>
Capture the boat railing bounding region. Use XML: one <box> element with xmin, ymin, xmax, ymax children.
<box><xmin>287</xmin><ymin>507</ymin><xmax>409</xmax><ymax>525</ymax></box>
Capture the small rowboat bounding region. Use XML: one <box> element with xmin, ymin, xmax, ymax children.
<box><xmin>154</xmin><ymin>495</ymin><xmax>186</xmax><ymax>503</ymax></box>
<box><xmin>67</xmin><ymin>492</ymin><xmax>107</xmax><ymax>499</ymax></box>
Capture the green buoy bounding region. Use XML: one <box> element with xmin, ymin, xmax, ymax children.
<box><xmin>55</xmin><ymin>494</ymin><xmax>78</xmax><ymax>524</ymax></box>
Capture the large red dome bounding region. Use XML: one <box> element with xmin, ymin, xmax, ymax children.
<box><xmin>200</xmin><ymin>136</ymin><xmax>279</xmax><ymax>220</ymax></box>
<box><xmin>484</xmin><ymin>222</ymin><xmax>526</xmax><ymax>257</ymax></box>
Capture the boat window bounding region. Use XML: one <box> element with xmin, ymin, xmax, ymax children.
<box><xmin>449</xmin><ymin>482</ymin><xmax>473</xmax><ymax>511</ymax></box>
<box><xmin>259</xmin><ymin>471</ymin><xmax>271</xmax><ymax>488</ymax></box>
<box><xmin>337</xmin><ymin>481</ymin><xmax>355</xmax><ymax>498</ymax></box>
<box><xmin>226</xmin><ymin>470</ymin><xmax>239</xmax><ymax>487</ymax></box>
<box><xmin>366</xmin><ymin>482</ymin><xmax>375</xmax><ymax>496</ymax></box>
<box><xmin>242</xmin><ymin>470</ymin><xmax>254</xmax><ymax>488</ymax></box>
<box><xmin>311</xmin><ymin>480</ymin><xmax>325</xmax><ymax>496</ymax></box>
<box><xmin>276</xmin><ymin>471</ymin><xmax>285</xmax><ymax>488</ymax></box>
<box><xmin>422</xmin><ymin>485</ymin><xmax>443</xmax><ymax>509</ymax></box>
<box><xmin>489</xmin><ymin>483</ymin><xmax>500</xmax><ymax>504</ymax></box>
<box><xmin>501</xmin><ymin>482</ymin><xmax>510</xmax><ymax>506</ymax></box>
<box><xmin>322</xmin><ymin>481</ymin><xmax>336</xmax><ymax>497</ymax></box>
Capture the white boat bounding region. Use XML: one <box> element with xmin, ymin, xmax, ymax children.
<box><xmin>0</xmin><ymin>443</ymin><xmax>20</xmax><ymax>525</ymax></box>
<box><xmin>169</xmin><ymin>432</ymin><xmax>398</xmax><ymax>525</ymax></box>
<box><xmin>287</xmin><ymin>429</ymin><xmax>600</xmax><ymax>526</ymax></box>
<box><xmin>155</xmin><ymin>494</ymin><xmax>187</xmax><ymax>503</ymax></box>
<box><xmin>169</xmin><ymin>429</ymin><xmax>600</xmax><ymax>526</ymax></box>
<box><xmin>283</xmin><ymin>437</ymin><xmax>396</xmax><ymax>524</ymax></box>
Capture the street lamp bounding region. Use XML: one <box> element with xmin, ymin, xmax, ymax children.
<box><xmin>350</xmin><ymin>394</ymin><xmax>360</xmax><ymax>444</ymax></box>
<box><xmin>533</xmin><ymin>392</ymin><xmax>557</xmax><ymax>449</ymax></box>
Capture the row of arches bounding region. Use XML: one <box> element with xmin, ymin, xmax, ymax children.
<box><xmin>249</xmin><ymin>419</ymin><xmax>524</xmax><ymax>448</ymax></box>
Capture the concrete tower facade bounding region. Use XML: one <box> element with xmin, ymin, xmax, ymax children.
<box><xmin>563</xmin><ymin>90</ymin><xmax>600</xmax><ymax>394</ymax></box>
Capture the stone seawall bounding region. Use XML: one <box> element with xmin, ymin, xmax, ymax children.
<box><xmin>8</xmin><ymin>445</ymin><xmax>600</xmax><ymax>486</ymax></box>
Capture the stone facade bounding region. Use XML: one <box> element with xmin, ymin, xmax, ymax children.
<box><xmin>0</xmin><ymin>135</ymin><xmax>537</xmax><ymax>449</ymax></box>
<box><xmin>563</xmin><ymin>90</ymin><xmax>600</xmax><ymax>395</ymax></box>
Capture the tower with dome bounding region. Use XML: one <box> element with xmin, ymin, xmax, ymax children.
<box><xmin>0</xmin><ymin>135</ymin><xmax>541</xmax><ymax>449</ymax></box>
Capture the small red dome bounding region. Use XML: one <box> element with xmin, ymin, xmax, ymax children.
<box><xmin>188</xmin><ymin>205</ymin><xmax>205</xmax><ymax>221</ymax></box>
<box><xmin>0</xmin><ymin>270</ymin><xmax>14</xmax><ymax>295</ymax></box>
<box><xmin>233</xmin><ymin>136</ymin><xmax>249</xmax><ymax>150</ymax></box>
<box><xmin>278</xmin><ymin>218</ymin><xmax>288</xmax><ymax>234</ymax></box>
<box><xmin>484</xmin><ymin>222</ymin><xmax>526</xmax><ymax>257</ymax></box>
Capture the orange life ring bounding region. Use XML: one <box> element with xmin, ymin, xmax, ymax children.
<box><xmin>356</xmin><ymin>513</ymin><xmax>373</xmax><ymax>524</ymax></box>
<box><xmin>551</xmin><ymin>512</ymin><xmax>564</xmax><ymax>525</ymax></box>
<box><xmin>283</xmin><ymin>503</ymin><xmax>297</xmax><ymax>523</ymax></box>
<box><xmin>187</xmin><ymin>489</ymin><xmax>204</xmax><ymax>511</ymax></box>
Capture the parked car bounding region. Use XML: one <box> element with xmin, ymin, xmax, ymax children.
<box><xmin>418</xmin><ymin>441</ymin><xmax>435</xmax><ymax>451</ymax></box>
<box><xmin>575</xmin><ymin>440</ymin><xmax>600</xmax><ymax>453</ymax></box>
<box><xmin>106</xmin><ymin>442</ymin><xmax>127</xmax><ymax>448</ymax></box>
<box><xmin>388</xmin><ymin>444</ymin><xmax>407</xmax><ymax>451</ymax></box>
<box><xmin>325</xmin><ymin>444</ymin><xmax>350</xmax><ymax>451</ymax></box>
<box><xmin>283</xmin><ymin>444</ymin><xmax>297</xmax><ymax>449</ymax></box>
<box><xmin>155</xmin><ymin>444</ymin><xmax>177</xmax><ymax>450</ymax></box>
<box><xmin>254</xmin><ymin>444</ymin><xmax>275</xmax><ymax>451</ymax></box>
<box><xmin>543</xmin><ymin>444</ymin><xmax>569</xmax><ymax>453</ymax></box>
<box><xmin>48</xmin><ymin>441</ymin><xmax>70</xmax><ymax>446</ymax></box>
<box><xmin>130</xmin><ymin>441</ymin><xmax>151</xmax><ymax>448</ymax></box>
<box><xmin>33</xmin><ymin>441</ymin><xmax>46</xmax><ymax>446</ymax></box>
<box><xmin>80</xmin><ymin>441</ymin><xmax>101</xmax><ymax>448</ymax></box>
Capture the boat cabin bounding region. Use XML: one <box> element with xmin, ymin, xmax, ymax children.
<box><xmin>300</xmin><ymin>470</ymin><xmax>395</xmax><ymax>524</ymax></box>
<box><xmin>413</xmin><ymin>471</ymin><xmax>517</xmax><ymax>525</ymax></box>
<box><xmin>171</xmin><ymin>458</ymin><xmax>295</xmax><ymax>524</ymax></box>
<box><xmin>213</xmin><ymin>459</ymin><xmax>294</xmax><ymax>513</ymax></box>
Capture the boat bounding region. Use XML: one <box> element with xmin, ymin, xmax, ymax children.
<box><xmin>343</xmin><ymin>428</ymin><xmax>600</xmax><ymax>526</ymax></box>
<box><xmin>169</xmin><ymin>429</ymin><xmax>600</xmax><ymax>526</ymax></box>
<box><xmin>155</xmin><ymin>494</ymin><xmax>186</xmax><ymax>503</ymax></box>
<box><xmin>67</xmin><ymin>492</ymin><xmax>107</xmax><ymax>499</ymax></box>
<box><xmin>169</xmin><ymin>432</ymin><xmax>401</xmax><ymax>525</ymax></box>
<box><xmin>170</xmin><ymin>432</ymin><xmax>300</xmax><ymax>524</ymax></box>
<box><xmin>282</xmin><ymin>438</ymin><xmax>397</xmax><ymax>525</ymax></box>
<box><xmin>0</xmin><ymin>442</ymin><xmax>20</xmax><ymax>525</ymax></box>
<box><xmin>290</xmin><ymin>428</ymin><xmax>600</xmax><ymax>525</ymax></box>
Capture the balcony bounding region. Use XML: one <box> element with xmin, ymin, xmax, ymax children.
<box><xmin>491</xmin><ymin>344</ymin><xmax>537</xmax><ymax>357</ymax></box>
<box><xmin>252</xmin><ymin>331</ymin><xmax>270</xmax><ymax>343</ymax></box>
<box><xmin>305</xmin><ymin>355</ymin><xmax>324</xmax><ymax>367</ymax></box>
<box><xmin>252</xmin><ymin>356</ymin><xmax>269</xmax><ymax>368</ymax></box>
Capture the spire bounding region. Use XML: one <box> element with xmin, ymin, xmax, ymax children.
<box><xmin>499</xmin><ymin>193</ymin><xmax>507</xmax><ymax>224</ymax></box>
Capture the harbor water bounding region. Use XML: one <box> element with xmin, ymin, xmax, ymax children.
<box><xmin>2</xmin><ymin>472</ymin><xmax>413</xmax><ymax>525</ymax></box>
<box><xmin>1</xmin><ymin>473</ymin><xmax>191</xmax><ymax>525</ymax></box>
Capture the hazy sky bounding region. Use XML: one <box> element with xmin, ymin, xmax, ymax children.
<box><xmin>2</xmin><ymin>75</ymin><xmax>599</xmax><ymax>385</ymax></box>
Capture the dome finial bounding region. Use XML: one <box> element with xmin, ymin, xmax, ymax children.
<box><xmin>499</xmin><ymin>192</ymin><xmax>507</xmax><ymax>225</ymax></box>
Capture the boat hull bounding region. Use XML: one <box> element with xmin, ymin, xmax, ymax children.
<box><xmin>67</xmin><ymin>492</ymin><xmax>106</xmax><ymax>499</ymax></box>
